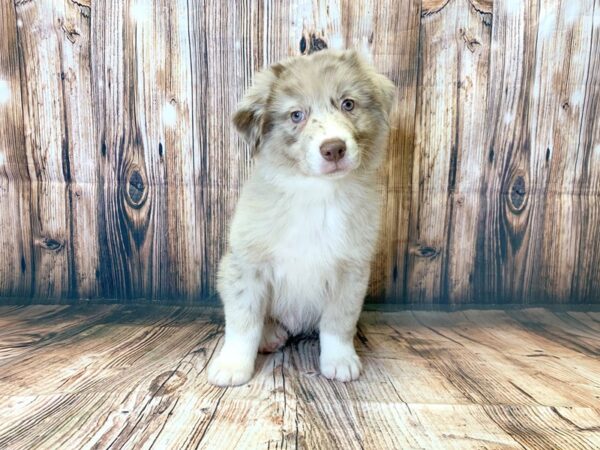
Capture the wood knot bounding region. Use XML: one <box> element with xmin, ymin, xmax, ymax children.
<box><xmin>419</xmin><ymin>246</ymin><xmax>439</xmax><ymax>258</ymax></box>
<box><xmin>509</xmin><ymin>175</ymin><xmax>527</xmax><ymax>211</ymax></box>
<box><xmin>40</xmin><ymin>238</ymin><xmax>64</xmax><ymax>252</ymax></box>
<box><xmin>411</xmin><ymin>244</ymin><xmax>440</xmax><ymax>259</ymax></box>
<box><xmin>422</xmin><ymin>0</ymin><xmax>451</xmax><ymax>17</ymax></box>
<box><xmin>460</xmin><ymin>28</ymin><xmax>480</xmax><ymax>52</ymax></box>
<box><xmin>149</xmin><ymin>370</ymin><xmax>187</xmax><ymax>396</ymax></box>
<box><xmin>469</xmin><ymin>0</ymin><xmax>493</xmax><ymax>15</ymax></box>
<box><xmin>300</xmin><ymin>32</ymin><xmax>328</xmax><ymax>55</ymax></box>
<box><xmin>125</xmin><ymin>168</ymin><xmax>148</xmax><ymax>208</ymax></box>
<box><xmin>59</xmin><ymin>18</ymin><xmax>81</xmax><ymax>44</ymax></box>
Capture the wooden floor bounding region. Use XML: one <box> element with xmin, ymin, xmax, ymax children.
<box><xmin>0</xmin><ymin>306</ymin><xmax>599</xmax><ymax>449</ymax></box>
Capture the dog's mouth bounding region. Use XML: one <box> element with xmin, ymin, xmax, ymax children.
<box><xmin>320</xmin><ymin>159</ymin><xmax>356</xmax><ymax>177</ymax></box>
<box><xmin>323</xmin><ymin>166</ymin><xmax>349</xmax><ymax>176</ymax></box>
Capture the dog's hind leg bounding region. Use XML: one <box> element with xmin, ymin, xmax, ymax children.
<box><xmin>259</xmin><ymin>320</ymin><xmax>289</xmax><ymax>353</ymax></box>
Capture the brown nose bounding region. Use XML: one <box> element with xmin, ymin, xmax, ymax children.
<box><xmin>319</xmin><ymin>139</ymin><xmax>346</xmax><ymax>162</ymax></box>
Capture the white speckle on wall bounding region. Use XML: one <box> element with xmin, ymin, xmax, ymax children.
<box><xmin>0</xmin><ymin>80</ymin><xmax>11</xmax><ymax>104</ymax></box>
<box><xmin>329</xmin><ymin>35</ymin><xmax>344</xmax><ymax>51</ymax></box>
<box><xmin>538</xmin><ymin>10</ymin><xmax>557</xmax><ymax>40</ymax></box>
<box><xmin>505</xmin><ymin>0</ymin><xmax>522</xmax><ymax>15</ymax></box>
<box><xmin>532</xmin><ymin>78</ymin><xmax>540</xmax><ymax>99</ymax></box>
<box><xmin>595</xmin><ymin>144</ymin><xmax>600</xmax><ymax>155</ymax></box>
<box><xmin>16</xmin><ymin>19</ymin><xmax>23</xmax><ymax>28</ymax></box>
<box><xmin>162</xmin><ymin>102</ymin><xmax>177</xmax><ymax>127</ymax></box>
<box><xmin>570</xmin><ymin>89</ymin><xmax>584</xmax><ymax>106</ymax></box>
<box><xmin>235</xmin><ymin>40</ymin><xmax>241</xmax><ymax>51</ymax></box>
<box><xmin>0</xmin><ymin>151</ymin><xmax>5</xmax><ymax>167</ymax></box>
<box><xmin>503</xmin><ymin>112</ymin><xmax>515</xmax><ymax>125</ymax></box>
<box><xmin>130</xmin><ymin>2</ymin><xmax>150</xmax><ymax>23</ymax></box>
<box><xmin>565</xmin><ymin>2</ymin><xmax>581</xmax><ymax>24</ymax></box>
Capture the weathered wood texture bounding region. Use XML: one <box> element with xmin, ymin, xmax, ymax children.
<box><xmin>0</xmin><ymin>305</ymin><xmax>599</xmax><ymax>449</ymax></box>
<box><xmin>0</xmin><ymin>0</ymin><xmax>599</xmax><ymax>305</ymax></box>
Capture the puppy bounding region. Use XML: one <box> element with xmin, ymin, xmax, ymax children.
<box><xmin>208</xmin><ymin>49</ymin><xmax>395</xmax><ymax>386</ymax></box>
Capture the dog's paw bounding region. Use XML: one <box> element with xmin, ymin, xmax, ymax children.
<box><xmin>207</xmin><ymin>353</ymin><xmax>254</xmax><ymax>387</ymax></box>
<box><xmin>320</xmin><ymin>350</ymin><xmax>362</xmax><ymax>382</ymax></box>
<box><xmin>259</xmin><ymin>322</ymin><xmax>289</xmax><ymax>353</ymax></box>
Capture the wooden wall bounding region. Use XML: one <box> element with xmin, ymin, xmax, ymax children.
<box><xmin>0</xmin><ymin>0</ymin><xmax>598</xmax><ymax>306</ymax></box>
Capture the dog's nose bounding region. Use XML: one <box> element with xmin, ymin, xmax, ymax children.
<box><xmin>319</xmin><ymin>139</ymin><xmax>346</xmax><ymax>162</ymax></box>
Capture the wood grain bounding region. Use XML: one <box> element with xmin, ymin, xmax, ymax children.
<box><xmin>0</xmin><ymin>0</ymin><xmax>33</xmax><ymax>299</ymax></box>
<box><xmin>443</xmin><ymin>1</ymin><xmax>492</xmax><ymax>305</ymax></box>
<box><xmin>475</xmin><ymin>0</ymin><xmax>548</xmax><ymax>305</ymax></box>
<box><xmin>571</xmin><ymin>0</ymin><xmax>600</xmax><ymax>303</ymax></box>
<box><xmin>370</xmin><ymin>0</ymin><xmax>421</xmax><ymax>303</ymax></box>
<box><xmin>0</xmin><ymin>0</ymin><xmax>599</xmax><ymax>306</ymax></box>
<box><xmin>0</xmin><ymin>306</ymin><xmax>599</xmax><ymax>448</ymax></box>
<box><xmin>407</xmin><ymin>0</ymin><xmax>461</xmax><ymax>304</ymax></box>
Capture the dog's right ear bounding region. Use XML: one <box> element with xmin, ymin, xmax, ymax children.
<box><xmin>233</xmin><ymin>64</ymin><xmax>282</xmax><ymax>152</ymax></box>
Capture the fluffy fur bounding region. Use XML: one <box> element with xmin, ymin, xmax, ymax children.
<box><xmin>208</xmin><ymin>49</ymin><xmax>395</xmax><ymax>386</ymax></box>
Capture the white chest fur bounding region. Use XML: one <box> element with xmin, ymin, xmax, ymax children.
<box><xmin>269</xmin><ymin>198</ymin><xmax>348</xmax><ymax>332</ymax></box>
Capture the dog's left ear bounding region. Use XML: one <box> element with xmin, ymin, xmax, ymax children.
<box><xmin>233</xmin><ymin>64</ymin><xmax>282</xmax><ymax>152</ymax></box>
<box><xmin>372</xmin><ymin>72</ymin><xmax>396</xmax><ymax>117</ymax></box>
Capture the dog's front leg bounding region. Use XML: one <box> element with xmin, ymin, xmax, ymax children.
<box><xmin>208</xmin><ymin>255</ymin><xmax>267</xmax><ymax>386</ymax></box>
<box><xmin>319</xmin><ymin>266</ymin><xmax>369</xmax><ymax>382</ymax></box>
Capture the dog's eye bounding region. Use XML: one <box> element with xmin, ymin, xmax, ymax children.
<box><xmin>290</xmin><ymin>111</ymin><xmax>305</xmax><ymax>123</ymax></box>
<box><xmin>341</xmin><ymin>99</ymin><xmax>355</xmax><ymax>111</ymax></box>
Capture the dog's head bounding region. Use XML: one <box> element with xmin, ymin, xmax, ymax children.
<box><xmin>233</xmin><ymin>50</ymin><xmax>395</xmax><ymax>178</ymax></box>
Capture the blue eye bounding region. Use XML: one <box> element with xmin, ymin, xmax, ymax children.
<box><xmin>341</xmin><ymin>99</ymin><xmax>355</xmax><ymax>111</ymax></box>
<box><xmin>290</xmin><ymin>110</ymin><xmax>305</xmax><ymax>123</ymax></box>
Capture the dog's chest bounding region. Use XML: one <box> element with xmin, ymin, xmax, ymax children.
<box><xmin>276</xmin><ymin>199</ymin><xmax>346</xmax><ymax>261</ymax></box>
<box><xmin>270</xmin><ymin>199</ymin><xmax>349</xmax><ymax>289</ymax></box>
<box><xmin>267</xmin><ymin>200</ymin><xmax>348</xmax><ymax>330</ymax></box>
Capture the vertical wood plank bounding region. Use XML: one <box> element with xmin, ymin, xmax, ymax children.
<box><xmin>0</xmin><ymin>1</ymin><xmax>33</xmax><ymax>298</ymax></box>
<box><xmin>92</xmin><ymin>0</ymin><xmax>170</xmax><ymax>300</ymax></box>
<box><xmin>473</xmin><ymin>0</ymin><xmax>542</xmax><ymax>304</ymax></box>
<box><xmin>572</xmin><ymin>1</ymin><xmax>600</xmax><ymax>302</ymax></box>
<box><xmin>443</xmin><ymin>1</ymin><xmax>492</xmax><ymax>305</ymax></box>
<box><xmin>369</xmin><ymin>0</ymin><xmax>421</xmax><ymax>303</ymax></box>
<box><xmin>15</xmin><ymin>1</ymin><xmax>72</xmax><ymax>299</ymax></box>
<box><xmin>55</xmin><ymin>0</ymin><xmax>98</xmax><ymax>299</ymax></box>
<box><xmin>91</xmin><ymin>0</ymin><xmax>126</xmax><ymax>299</ymax></box>
<box><xmin>529</xmin><ymin>0</ymin><xmax>596</xmax><ymax>303</ymax></box>
<box><xmin>158</xmin><ymin>0</ymin><xmax>201</xmax><ymax>302</ymax></box>
<box><xmin>406</xmin><ymin>0</ymin><xmax>460</xmax><ymax>304</ymax></box>
<box><xmin>187</xmin><ymin>1</ymin><xmax>260</xmax><ymax>298</ymax></box>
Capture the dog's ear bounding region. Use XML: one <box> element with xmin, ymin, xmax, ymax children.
<box><xmin>372</xmin><ymin>72</ymin><xmax>396</xmax><ymax>117</ymax></box>
<box><xmin>233</xmin><ymin>64</ymin><xmax>282</xmax><ymax>152</ymax></box>
<box><xmin>342</xmin><ymin>50</ymin><xmax>396</xmax><ymax>117</ymax></box>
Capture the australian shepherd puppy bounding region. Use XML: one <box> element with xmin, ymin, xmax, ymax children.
<box><xmin>208</xmin><ymin>49</ymin><xmax>395</xmax><ymax>386</ymax></box>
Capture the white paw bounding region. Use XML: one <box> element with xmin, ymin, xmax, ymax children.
<box><xmin>320</xmin><ymin>350</ymin><xmax>362</xmax><ymax>382</ymax></box>
<box><xmin>259</xmin><ymin>322</ymin><xmax>289</xmax><ymax>353</ymax></box>
<box><xmin>207</xmin><ymin>352</ymin><xmax>255</xmax><ymax>387</ymax></box>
